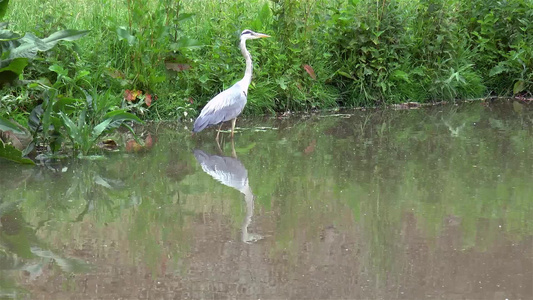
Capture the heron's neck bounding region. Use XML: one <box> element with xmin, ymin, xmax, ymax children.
<box><xmin>241</xmin><ymin>186</ymin><xmax>254</xmax><ymax>242</ymax></box>
<box><xmin>240</xmin><ymin>38</ymin><xmax>252</xmax><ymax>89</ymax></box>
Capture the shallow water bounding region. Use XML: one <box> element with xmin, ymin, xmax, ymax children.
<box><xmin>0</xmin><ymin>101</ymin><xmax>532</xmax><ymax>299</ymax></box>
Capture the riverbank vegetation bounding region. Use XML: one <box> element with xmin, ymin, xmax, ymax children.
<box><xmin>1</xmin><ymin>0</ymin><xmax>532</xmax><ymax>160</ymax></box>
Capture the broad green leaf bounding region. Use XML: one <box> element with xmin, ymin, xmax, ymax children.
<box><xmin>42</xmin><ymin>98</ymin><xmax>55</xmax><ymax>140</ymax></box>
<box><xmin>338</xmin><ymin>71</ymin><xmax>355</xmax><ymax>80</ymax></box>
<box><xmin>276</xmin><ymin>77</ymin><xmax>287</xmax><ymax>90</ymax></box>
<box><xmin>177</xmin><ymin>13</ymin><xmax>195</xmax><ymax>23</ymax></box>
<box><xmin>251</xmin><ymin>19</ymin><xmax>263</xmax><ymax>31</ymax></box>
<box><xmin>258</xmin><ymin>2</ymin><xmax>271</xmax><ymax>25</ymax></box>
<box><xmin>373</xmin><ymin>30</ymin><xmax>385</xmax><ymax>37</ymax></box>
<box><xmin>0</xmin><ymin>0</ymin><xmax>9</xmax><ymax>21</ymax></box>
<box><xmin>103</xmin><ymin>110</ymin><xmax>143</xmax><ymax>123</ymax></box>
<box><xmin>489</xmin><ymin>65</ymin><xmax>506</xmax><ymax>77</ymax></box>
<box><xmin>0</xmin><ymin>28</ymin><xmax>20</xmax><ymax>42</ymax></box>
<box><xmin>91</xmin><ymin>118</ymin><xmax>113</xmax><ymax>140</ymax></box>
<box><xmin>0</xmin><ymin>115</ymin><xmax>24</xmax><ymax>134</ymax></box>
<box><xmin>9</xmin><ymin>29</ymin><xmax>89</xmax><ymax>59</ymax></box>
<box><xmin>149</xmin><ymin>75</ymin><xmax>166</xmax><ymax>84</ymax></box>
<box><xmin>260</xmin><ymin>2</ymin><xmax>271</xmax><ymax>19</ymax></box>
<box><xmin>28</xmin><ymin>104</ymin><xmax>43</xmax><ymax>133</ymax></box>
<box><xmin>198</xmin><ymin>74</ymin><xmax>209</xmax><ymax>84</ymax></box>
<box><xmin>77</xmin><ymin>108</ymin><xmax>87</xmax><ymax>129</ymax></box>
<box><xmin>50</xmin><ymin>115</ymin><xmax>62</xmax><ymax>131</ymax></box>
<box><xmin>116</xmin><ymin>26</ymin><xmax>135</xmax><ymax>45</ymax></box>
<box><xmin>22</xmin><ymin>140</ymin><xmax>34</xmax><ymax>157</ymax></box>
<box><xmin>0</xmin><ymin>140</ymin><xmax>35</xmax><ymax>164</ymax></box>
<box><xmin>170</xmin><ymin>37</ymin><xmax>203</xmax><ymax>50</ymax></box>
<box><xmin>513</xmin><ymin>80</ymin><xmax>525</xmax><ymax>94</ymax></box>
<box><xmin>0</xmin><ymin>57</ymin><xmax>28</xmax><ymax>85</ymax></box>
<box><xmin>75</xmin><ymin>70</ymin><xmax>90</xmax><ymax>80</ymax></box>
<box><xmin>44</xmin><ymin>29</ymin><xmax>90</xmax><ymax>43</ymax></box>
<box><xmin>59</xmin><ymin>111</ymin><xmax>80</xmax><ymax>141</ymax></box>
<box><xmin>103</xmin><ymin>110</ymin><xmax>143</xmax><ymax>131</ymax></box>
<box><xmin>391</xmin><ymin>70</ymin><xmax>410</xmax><ymax>82</ymax></box>
<box><xmin>49</xmin><ymin>64</ymin><xmax>68</xmax><ymax>76</ymax></box>
<box><xmin>49</xmin><ymin>132</ymin><xmax>63</xmax><ymax>153</ymax></box>
<box><xmin>53</xmin><ymin>97</ymin><xmax>80</xmax><ymax>113</ymax></box>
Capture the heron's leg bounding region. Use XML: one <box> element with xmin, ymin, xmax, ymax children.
<box><xmin>215</xmin><ymin>123</ymin><xmax>223</xmax><ymax>142</ymax></box>
<box><xmin>231</xmin><ymin>118</ymin><xmax>237</xmax><ymax>138</ymax></box>
<box><xmin>231</xmin><ymin>138</ymin><xmax>237</xmax><ymax>158</ymax></box>
<box><xmin>216</xmin><ymin>137</ymin><xmax>223</xmax><ymax>154</ymax></box>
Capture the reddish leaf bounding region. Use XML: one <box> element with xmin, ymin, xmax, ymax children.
<box><xmin>125</xmin><ymin>139</ymin><xmax>142</xmax><ymax>153</ymax></box>
<box><xmin>304</xmin><ymin>139</ymin><xmax>316</xmax><ymax>155</ymax></box>
<box><xmin>145</xmin><ymin>93</ymin><xmax>152</xmax><ymax>107</ymax></box>
<box><xmin>124</xmin><ymin>89</ymin><xmax>134</xmax><ymax>102</ymax></box>
<box><xmin>144</xmin><ymin>134</ymin><xmax>153</xmax><ymax>148</ymax></box>
<box><xmin>124</xmin><ymin>89</ymin><xmax>142</xmax><ymax>102</ymax></box>
<box><xmin>303</xmin><ymin>64</ymin><xmax>316</xmax><ymax>80</ymax></box>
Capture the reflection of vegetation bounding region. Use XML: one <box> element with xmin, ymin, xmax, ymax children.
<box><xmin>238</xmin><ymin>101</ymin><xmax>533</xmax><ymax>274</ymax></box>
<box><xmin>0</xmin><ymin>199</ymin><xmax>89</xmax><ymax>297</ymax></box>
<box><xmin>0</xmin><ymin>102</ymin><xmax>531</xmax><ymax>295</ymax></box>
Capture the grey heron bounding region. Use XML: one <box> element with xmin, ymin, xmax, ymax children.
<box><xmin>192</xmin><ymin>30</ymin><xmax>270</xmax><ymax>140</ymax></box>
<box><xmin>193</xmin><ymin>149</ymin><xmax>263</xmax><ymax>244</ymax></box>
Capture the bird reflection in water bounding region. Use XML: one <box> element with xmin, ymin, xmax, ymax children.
<box><xmin>193</xmin><ymin>149</ymin><xmax>263</xmax><ymax>244</ymax></box>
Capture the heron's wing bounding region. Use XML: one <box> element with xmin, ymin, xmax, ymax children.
<box><xmin>193</xmin><ymin>84</ymin><xmax>247</xmax><ymax>132</ymax></box>
<box><xmin>200</xmin><ymin>84</ymin><xmax>246</xmax><ymax>118</ymax></box>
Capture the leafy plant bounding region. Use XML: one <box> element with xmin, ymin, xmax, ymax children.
<box><xmin>58</xmin><ymin>109</ymin><xmax>142</xmax><ymax>156</ymax></box>
<box><xmin>110</xmin><ymin>0</ymin><xmax>201</xmax><ymax>91</ymax></box>
<box><xmin>0</xmin><ymin>28</ymin><xmax>89</xmax><ymax>86</ymax></box>
<box><xmin>22</xmin><ymin>74</ymin><xmax>143</xmax><ymax>157</ymax></box>
<box><xmin>0</xmin><ymin>1</ymin><xmax>146</xmax><ymax>161</ymax></box>
<box><xmin>461</xmin><ymin>0</ymin><xmax>533</xmax><ymax>95</ymax></box>
<box><xmin>0</xmin><ymin>115</ymin><xmax>34</xmax><ymax>164</ymax></box>
<box><xmin>3</xmin><ymin>0</ymin><xmax>532</xmax><ymax>123</ymax></box>
<box><xmin>0</xmin><ymin>139</ymin><xmax>34</xmax><ymax>164</ymax></box>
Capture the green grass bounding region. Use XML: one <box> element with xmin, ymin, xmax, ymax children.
<box><xmin>4</xmin><ymin>0</ymin><xmax>533</xmax><ymax>122</ymax></box>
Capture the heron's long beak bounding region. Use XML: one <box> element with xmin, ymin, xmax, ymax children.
<box><xmin>256</xmin><ymin>33</ymin><xmax>271</xmax><ymax>38</ymax></box>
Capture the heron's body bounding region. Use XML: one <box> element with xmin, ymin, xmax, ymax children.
<box><xmin>192</xmin><ymin>80</ymin><xmax>248</xmax><ymax>133</ymax></box>
<box><xmin>192</xmin><ymin>30</ymin><xmax>270</xmax><ymax>138</ymax></box>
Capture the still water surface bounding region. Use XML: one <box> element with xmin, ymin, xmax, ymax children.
<box><xmin>0</xmin><ymin>101</ymin><xmax>532</xmax><ymax>299</ymax></box>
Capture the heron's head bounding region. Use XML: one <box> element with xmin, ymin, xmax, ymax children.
<box><xmin>240</xmin><ymin>29</ymin><xmax>270</xmax><ymax>40</ymax></box>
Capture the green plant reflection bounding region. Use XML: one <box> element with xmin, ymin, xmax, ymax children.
<box><xmin>0</xmin><ymin>101</ymin><xmax>531</xmax><ymax>299</ymax></box>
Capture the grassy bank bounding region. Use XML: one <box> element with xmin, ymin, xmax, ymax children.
<box><xmin>3</xmin><ymin>0</ymin><xmax>532</xmax><ymax>119</ymax></box>
<box><xmin>0</xmin><ymin>0</ymin><xmax>532</xmax><ymax>160</ymax></box>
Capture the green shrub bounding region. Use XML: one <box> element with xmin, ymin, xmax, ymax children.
<box><xmin>3</xmin><ymin>0</ymin><xmax>531</xmax><ymax>123</ymax></box>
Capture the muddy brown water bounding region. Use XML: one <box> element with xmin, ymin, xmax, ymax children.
<box><xmin>0</xmin><ymin>101</ymin><xmax>532</xmax><ymax>299</ymax></box>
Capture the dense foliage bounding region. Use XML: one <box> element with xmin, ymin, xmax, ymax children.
<box><xmin>0</xmin><ymin>0</ymin><xmax>532</xmax><ymax>159</ymax></box>
<box><xmin>4</xmin><ymin>0</ymin><xmax>533</xmax><ymax>114</ymax></box>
